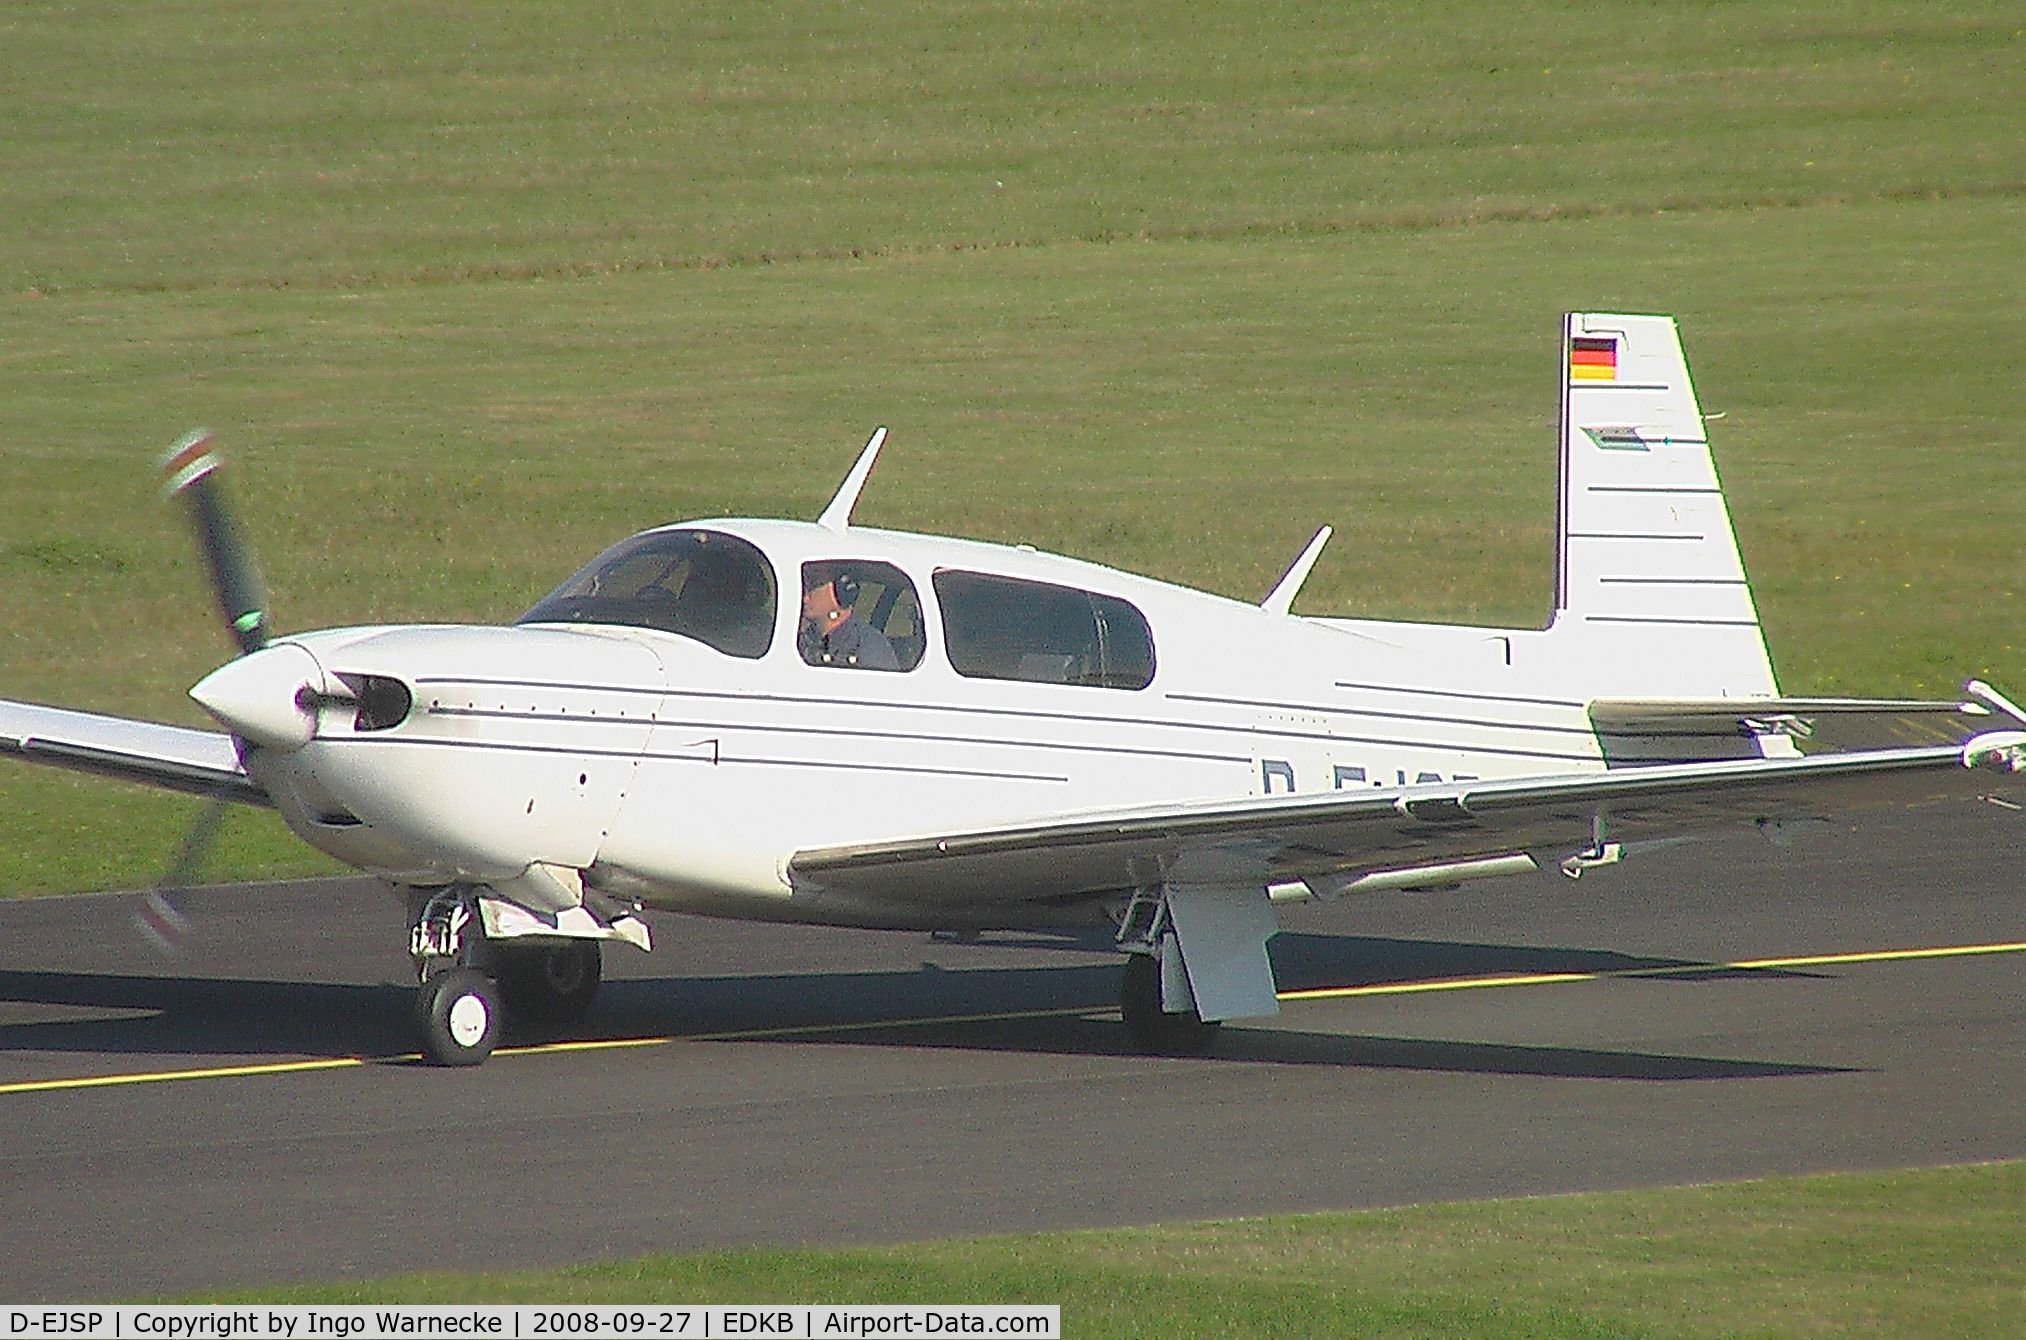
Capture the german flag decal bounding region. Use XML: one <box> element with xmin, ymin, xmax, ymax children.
<box><xmin>1569</xmin><ymin>336</ymin><xmax>1617</xmax><ymax>382</ymax></box>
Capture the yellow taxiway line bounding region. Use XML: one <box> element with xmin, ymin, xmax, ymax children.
<box><xmin>1274</xmin><ymin>939</ymin><xmax>2026</xmax><ymax>1003</ymax></box>
<box><xmin>0</xmin><ymin>1056</ymin><xmax>374</xmax><ymax>1095</ymax></box>
<box><xmin>4</xmin><ymin>938</ymin><xmax>2022</xmax><ymax>1097</ymax></box>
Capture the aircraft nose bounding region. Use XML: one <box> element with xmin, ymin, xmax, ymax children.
<box><xmin>189</xmin><ymin>642</ymin><xmax>324</xmax><ymax>750</ymax></box>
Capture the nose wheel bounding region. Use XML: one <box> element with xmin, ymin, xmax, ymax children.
<box><xmin>417</xmin><ymin>966</ymin><xmax>504</xmax><ymax>1066</ymax></box>
<box><xmin>408</xmin><ymin>889</ymin><xmax>508</xmax><ymax>1066</ymax></box>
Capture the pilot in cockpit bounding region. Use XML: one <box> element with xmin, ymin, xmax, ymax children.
<box><xmin>799</xmin><ymin>568</ymin><xmax>899</xmax><ymax>671</ymax></box>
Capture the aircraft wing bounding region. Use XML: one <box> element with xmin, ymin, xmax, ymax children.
<box><xmin>788</xmin><ymin>736</ymin><xmax>2026</xmax><ymax>908</ymax></box>
<box><xmin>0</xmin><ymin>698</ymin><xmax>268</xmax><ymax>805</ymax></box>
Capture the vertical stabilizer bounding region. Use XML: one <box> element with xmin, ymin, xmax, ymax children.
<box><xmin>1552</xmin><ymin>314</ymin><xmax>1778</xmax><ymax>698</ymax></box>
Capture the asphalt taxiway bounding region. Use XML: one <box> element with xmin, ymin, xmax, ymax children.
<box><xmin>1</xmin><ymin>805</ymin><xmax>2020</xmax><ymax>1300</ymax></box>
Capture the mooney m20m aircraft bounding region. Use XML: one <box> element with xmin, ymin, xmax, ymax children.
<box><xmin>4</xmin><ymin>313</ymin><xmax>2024</xmax><ymax>1065</ymax></box>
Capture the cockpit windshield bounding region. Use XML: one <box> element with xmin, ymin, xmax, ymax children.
<box><xmin>517</xmin><ymin>529</ymin><xmax>776</xmax><ymax>659</ymax></box>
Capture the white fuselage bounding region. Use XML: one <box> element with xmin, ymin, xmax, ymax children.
<box><xmin>188</xmin><ymin>315</ymin><xmax>1792</xmax><ymax>933</ymax></box>
<box><xmin>232</xmin><ymin>518</ymin><xmax>1644</xmax><ymax>930</ymax></box>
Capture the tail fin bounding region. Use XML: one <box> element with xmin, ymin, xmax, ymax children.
<box><xmin>1550</xmin><ymin>313</ymin><xmax>1778</xmax><ymax>698</ymax></box>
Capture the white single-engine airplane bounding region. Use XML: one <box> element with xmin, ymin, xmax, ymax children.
<box><xmin>5</xmin><ymin>313</ymin><xmax>2024</xmax><ymax>1065</ymax></box>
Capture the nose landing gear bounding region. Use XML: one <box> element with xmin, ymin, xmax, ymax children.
<box><xmin>406</xmin><ymin>887</ymin><xmax>609</xmax><ymax>1066</ymax></box>
<box><xmin>410</xmin><ymin>890</ymin><xmax>503</xmax><ymax>1066</ymax></box>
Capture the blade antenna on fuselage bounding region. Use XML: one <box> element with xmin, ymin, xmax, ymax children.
<box><xmin>1260</xmin><ymin>525</ymin><xmax>1333</xmax><ymax>617</ymax></box>
<box><xmin>817</xmin><ymin>426</ymin><xmax>888</xmax><ymax>531</ymax></box>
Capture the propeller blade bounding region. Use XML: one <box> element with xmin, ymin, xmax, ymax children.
<box><xmin>133</xmin><ymin>790</ymin><xmax>230</xmax><ymax>956</ymax></box>
<box><xmin>160</xmin><ymin>429</ymin><xmax>269</xmax><ymax>655</ymax></box>
<box><xmin>133</xmin><ymin>888</ymin><xmax>192</xmax><ymax>955</ymax></box>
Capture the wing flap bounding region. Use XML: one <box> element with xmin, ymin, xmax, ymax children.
<box><xmin>0</xmin><ymin>699</ymin><xmax>268</xmax><ymax>805</ymax></box>
<box><xmin>789</xmin><ymin>740</ymin><xmax>2022</xmax><ymax>907</ymax></box>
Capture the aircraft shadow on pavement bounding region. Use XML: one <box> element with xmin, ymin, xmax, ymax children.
<box><xmin>0</xmin><ymin>932</ymin><xmax>1848</xmax><ymax>1078</ymax></box>
<box><xmin>0</xmin><ymin>970</ymin><xmax>414</xmax><ymax>1060</ymax></box>
<box><xmin>760</xmin><ymin>1014</ymin><xmax>1857</xmax><ymax>1081</ymax></box>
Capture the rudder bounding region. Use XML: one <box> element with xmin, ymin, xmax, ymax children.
<box><xmin>1550</xmin><ymin>313</ymin><xmax>1779</xmax><ymax>698</ymax></box>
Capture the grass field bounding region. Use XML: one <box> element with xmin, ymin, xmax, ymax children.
<box><xmin>4</xmin><ymin>1</ymin><xmax>2023</xmax><ymax>894</ymax></box>
<box><xmin>218</xmin><ymin>1162</ymin><xmax>2026</xmax><ymax>1338</ymax></box>
<box><xmin>4</xmin><ymin>0</ymin><xmax>2024</xmax><ymax>1324</ymax></box>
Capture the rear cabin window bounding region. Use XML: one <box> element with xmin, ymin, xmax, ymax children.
<box><xmin>933</xmin><ymin>570</ymin><xmax>1155</xmax><ymax>690</ymax></box>
<box><xmin>517</xmin><ymin>529</ymin><xmax>776</xmax><ymax>659</ymax></box>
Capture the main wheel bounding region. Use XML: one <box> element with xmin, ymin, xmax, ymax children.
<box><xmin>417</xmin><ymin>967</ymin><xmax>504</xmax><ymax>1066</ymax></box>
<box><xmin>1119</xmin><ymin>953</ymin><xmax>1221</xmax><ymax>1055</ymax></box>
<box><xmin>495</xmin><ymin>940</ymin><xmax>602</xmax><ymax>1026</ymax></box>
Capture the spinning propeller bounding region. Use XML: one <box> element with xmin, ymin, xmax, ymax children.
<box><xmin>136</xmin><ymin>430</ymin><xmax>276</xmax><ymax>952</ymax></box>
<box><xmin>160</xmin><ymin>429</ymin><xmax>270</xmax><ymax>655</ymax></box>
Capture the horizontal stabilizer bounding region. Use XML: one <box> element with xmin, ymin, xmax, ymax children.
<box><xmin>1588</xmin><ymin>695</ymin><xmax>1994</xmax><ymax>764</ymax></box>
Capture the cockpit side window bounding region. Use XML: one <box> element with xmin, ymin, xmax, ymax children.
<box><xmin>518</xmin><ymin>529</ymin><xmax>776</xmax><ymax>659</ymax></box>
<box><xmin>932</xmin><ymin>570</ymin><xmax>1155</xmax><ymax>689</ymax></box>
<box><xmin>799</xmin><ymin>560</ymin><xmax>925</xmax><ymax>672</ymax></box>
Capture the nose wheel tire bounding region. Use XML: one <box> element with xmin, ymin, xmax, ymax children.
<box><xmin>1119</xmin><ymin>952</ymin><xmax>1221</xmax><ymax>1055</ymax></box>
<box><xmin>418</xmin><ymin>967</ymin><xmax>504</xmax><ymax>1066</ymax></box>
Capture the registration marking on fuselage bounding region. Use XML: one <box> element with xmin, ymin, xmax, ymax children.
<box><xmin>4</xmin><ymin>939</ymin><xmax>2022</xmax><ymax>1096</ymax></box>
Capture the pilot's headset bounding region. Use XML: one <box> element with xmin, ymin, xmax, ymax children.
<box><xmin>830</xmin><ymin>570</ymin><xmax>861</xmax><ymax>610</ymax></box>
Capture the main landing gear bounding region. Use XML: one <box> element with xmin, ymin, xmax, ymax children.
<box><xmin>1119</xmin><ymin>952</ymin><xmax>1220</xmax><ymax>1055</ymax></box>
<box><xmin>1114</xmin><ymin>889</ymin><xmax>1221</xmax><ymax>1056</ymax></box>
<box><xmin>408</xmin><ymin>890</ymin><xmax>604</xmax><ymax>1066</ymax></box>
